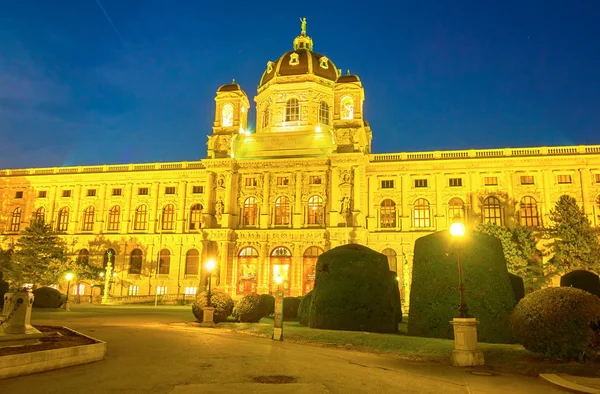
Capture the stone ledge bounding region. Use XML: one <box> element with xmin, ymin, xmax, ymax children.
<box><xmin>539</xmin><ymin>373</ymin><xmax>600</xmax><ymax>394</ymax></box>
<box><xmin>0</xmin><ymin>327</ymin><xmax>106</xmax><ymax>380</ymax></box>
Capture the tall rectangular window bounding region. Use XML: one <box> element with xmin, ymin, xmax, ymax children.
<box><xmin>484</xmin><ymin>177</ymin><xmax>498</xmax><ymax>186</ymax></box>
<box><xmin>557</xmin><ymin>174</ymin><xmax>572</xmax><ymax>184</ymax></box>
<box><xmin>449</xmin><ymin>178</ymin><xmax>462</xmax><ymax>187</ymax></box>
<box><xmin>184</xmin><ymin>287</ymin><xmax>197</xmax><ymax>295</ymax></box>
<box><xmin>128</xmin><ymin>286</ymin><xmax>139</xmax><ymax>296</ymax></box>
<box><xmin>156</xmin><ymin>286</ymin><xmax>167</xmax><ymax>295</ymax></box>
<box><xmin>381</xmin><ymin>180</ymin><xmax>394</xmax><ymax>189</ymax></box>
<box><xmin>596</xmin><ymin>174</ymin><xmax>600</xmax><ymax>184</ymax></box>
<box><xmin>414</xmin><ymin>179</ymin><xmax>428</xmax><ymax>188</ymax></box>
<box><xmin>520</xmin><ymin>176</ymin><xmax>535</xmax><ymax>185</ymax></box>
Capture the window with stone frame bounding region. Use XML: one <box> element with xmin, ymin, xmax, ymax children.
<box><xmin>10</xmin><ymin>207</ymin><xmax>22</xmax><ymax>232</ymax></box>
<box><xmin>129</xmin><ymin>249</ymin><xmax>143</xmax><ymax>274</ymax></box>
<box><xmin>413</xmin><ymin>199</ymin><xmax>431</xmax><ymax>228</ymax></box>
<box><xmin>274</xmin><ymin>196</ymin><xmax>291</xmax><ymax>226</ymax></box>
<box><xmin>242</xmin><ymin>197</ymin><xmax>258</xmax><ymax>226</ymax></box>
<box><xmin>162</xmin><ymin>204</ymin><xmax>175</xmax><ymax>230</ymax></box>
<box><xmin>158</xmin><ymin>249</ymin><xmax>170</xmax><ymax>275</ymax></box>
<box><xmin>448</xmin><ymin>198</ymin><xmax>465</xmax><ymax>221</ymax></box>
<box><xmin>107</xmin><ymin>205</ymin><xmax>120</xmax><ymax>231</ymax></box>
<box><xmin>134</xmin><ymin>205</ymin><xmax>148</xmax><ymax>230</ymax></box>
<box><xmin>307</xmin><ymin>195</ymin><xmax>324</xmax><ymax>225</ymax></box>
<box><xmin>285</xmin><ymin>98</ymin><xmax>300</xmax><ymax>122</ymax></box>
<box><xmin>482</xmin><ymin>196</ymin><xmax>503</xmax><ymax>225</ymax></box>
<box><xmin>318</xmin><ymin>101</ymin><xmax>330</xmax><ymax>125</ymax></box>
<box><xmin>380</xmin><ymin>199</ymin><xmax>396</xmax><ymax>228</ymax></box>
<box><xmin>81</xmin><ymin>206</ymin><xmax>95</xmax><ymax>231</ymax></box>
<box><xmin>185</xmin><ymin>249</ymin><xmax>199</xmax><ymax>275</ymax></box>
<box><xmin>57</xmin><ymin>207</ymin><xmax>69</xmax><ymax>232</ymax></box>
<box><xmin>519</xmin><ymin>196</ymin><xmax>540</xmax><ymax>227</ymax></box>
<box><xmin>189</xmin><ymin>204</ymin><xmax>203</xmax><ymax>230</ymax></box>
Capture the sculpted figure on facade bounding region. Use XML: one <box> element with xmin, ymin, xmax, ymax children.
<box><xmin>339</xmin><ymin>168</ymin><xmax>353</xmax><ymax>185</ymax></box>
<box><xmin>215</xmin><ymin>198</ymin><xmax>224</xmax><ymax>219</ymax></box>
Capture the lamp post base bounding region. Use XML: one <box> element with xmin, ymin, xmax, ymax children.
<box><xmin>62</xmin><ymin>301</ymin><xmax>70</xmax><ymax>311</ymax></box>
<box><xmin>450</xmin><ymin>317</ymin><xmax>484</xmax><ymax>367</ymax></box>
<box><xmin>199</xmin><ymin>307</ymin><xmax>216</xmax><ymax>328</ymax></box>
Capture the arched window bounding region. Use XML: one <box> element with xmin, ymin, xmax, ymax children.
<box><xmin>129</xmin><ymin>248</ymin><xmax>143</xmax><ymax>274</ymax></box>
<box><xmin>134</xmin><ymin>205</ymin><xmax>148</xmax><ymax>230</ymax></box>
<box><xmin>158</xmin><ymin>249</ymin><xmax>170</xmax><ymax>275</ymax></box>
<box><xmin>107</xmin><ymin>205</ymin><xmax>120</xmax><ymax>231</ymax></box>
<box><xmin>318</xmin><ymin>101</ymin><xmax>329</xmax><ymax>125</ymax></box>
<box><xmin>482</xmin><ymin>196</ymin><xmax>503</xmax><ymax>226</ymax></box>
<box><xmin>237</xmin><ymin>246</ymin><xmax>259</xmax><ymax>295</ymax></box>
<box><xmin>34</xmin><ymin>207</ymin><xmax>45</xmax><ymax>223</ymax></box>
<box><xmin>382</xmin><ymin>248</ymin><xmax>397</xmax><ymax>272</ymax></box>
<box><xmin>274</xmin><ymin>196</ymin><xmax>290</xmax><ymax>226</ymax></box>
<box><xmin>380</xmin><ymin>199</ymin><xmax>396</xmax><ymax>228</ymax></box>
<box><xmin>77</xmin><ymin>249</ymin><xmax>90</xmax><ymax>266</ymax></box>
<box><xmin>57</xmin><ymin>207</ymin><xmax>70</xmax><ymax>232</ymax></box>
<box><xmin>340</xmin><ymin>96</ymin><xmax>354</xmax><ymax>120</ymax></box>
<box><xmin>185</xmin><ymin>249</ymin><xmax>199</xmax><ymax>276</ymax></box>
<box><xmin>285</xmin><ymin>98</ymin><xmax>300</xmax><ymax>122</ymax></box>
<box><xmin>307</xmin><ymin>195</ymin><xmax>324</xmax><ymax>225</ymax></box>
<box><xmin>103</xmin><ymin>248</ymin><xmax>116</xmax><ymax>269</ymax></box>
<box><xmin>221</xmin><ymin>103</ymin><xmax>234</xmax><ymax>127</ymax></box>
<box><xmin>413</xmin><ymin>199</ymin><xmax>431</xmax><ymax>228</ymax></box>
<box><xmin>303</xmin><ymin>246</ymin><xmax>323</xmax><ymax>295</ymax></box>
<box><xmin>271</xmin><ymin>247</ymin><xmax>292</xmax><ymax>295</ymax></box>
<box><xmin>189</xmin><ymin>204</ymin><xmax>203</xmax><ymax>230</ymax></box>
<box><xmin>10</xmin><ymin>208</ymin><xmax>22</xmax><ymax>232</ymax></box>
<box><xmin>262</xmin><ymin>106</ymin><xmax>270</xmax><ymax>128</ymax></box>
<box><xmin>162</xmin><ymin>204</ymin><xmax>175</xmax><ymax>230</ymax></box>
<box><xmin>448</xmin><ymin>198</ymin><xmax>465</xmax><ymax>221</ymax></box>
<box><xmin>82</xmin><ymin>206</ymin><xmax>95</xmax><ymax>231</ymax></box>
<box><xmin>242</xmin><ymin>197</ymin><xmax>258</xmax><ymax>226</ymax></box>
<box><xmin>520</xmin><ymin>196</ymin><xmax>540</xmax><ymax>227</ymax></box>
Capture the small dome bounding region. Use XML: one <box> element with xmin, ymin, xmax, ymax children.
<box><xmin>337</xmin><ymin>74</ymin><xmax>361</xmax><ymax>84</ymax></box>
<box><xmin>259</xmin><ymin>49</ymin><xmax>338</xmax><ymax>88</ymax></box>
<box><xmin>217</xmin><ymin>82</ymin><xmax>242</xmax><ymax>92</ymax></box>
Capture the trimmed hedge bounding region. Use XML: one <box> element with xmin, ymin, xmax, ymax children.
<box><xmin>283</xmin><ymin>297</ymin><xmax>301</xmax><ymax>319</ymax></box>
<box><xmin>298</xmin><ymin>291</ymin><xmax>313</xmax><ymax>326</ymax></box>
<box><xmin>32</xmin><ymin>287</ymin><xmax>64</xmax><ymax>308</ymax></box>
<box><xmin>191</xmin><ymin>289</ymin><xmax>234</xmax><ymax>323</ymax></box>
<box><xmin>510</xmin><ymin>287</ymin><xmax>600</xmax><ymax>360</ymax></box>
<box><xmin>233</xmin><ymin>294</ymin><xmax>263</xmax><ymax>322</ymax></box>
<box><xmin>561</xmin><ymin>270</ymin><xmax>600</xmax><ymax>298</ymax></box>
<box><xmin>389</xmin><ymin>271</ymin><xmax>403</xmax><ymax>324</ymax></box>
<box><xmin>259</xmin><ymin>294</ymin><xmax>275</xmax><ymax>317</ymax></box>
<box><xmin>508</xmin><ymin>273</ymin><xmax>526</xmax><ymax>303</ymax></box>
<box><xmin>0</xmin><ymin>272</ymin><xmax>8</xmax><ymax>309</ymax></box>
<box><xmin>408</xmin><ymin>231</ymin><xmax>516</xmax><ymax>344</ymax></box>
<box><xmin>308</xmin><ymin>244</ymin><xmax>399</xmax><ymax>333</ymax></box>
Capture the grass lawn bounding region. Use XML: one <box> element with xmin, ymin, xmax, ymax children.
<box><xmin>215</xmin><ymin>317</ymin><xmax>600</xmax><ymax>377</ymax></box>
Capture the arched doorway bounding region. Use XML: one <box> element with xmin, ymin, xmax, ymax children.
<box><xmin>303</xmin><ymin>246</ymin><xmax>323</xmax><ymax>295</ymax></box>
<box><xmin>237</xmin><ymin>247</ymin><xmax>259</xmax><ymax>295</ymax></box>
<box><xmin>270</xmin><ymin>246</ymin><xmax>292</xmax><ymax>295</ymax></box>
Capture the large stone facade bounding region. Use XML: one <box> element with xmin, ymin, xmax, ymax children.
<box><xmin>1</xmin><ymin>24</ymin><xmax>600</xmax><ymax>308</ymax></box>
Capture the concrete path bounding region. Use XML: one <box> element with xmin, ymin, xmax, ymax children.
<box><xmin>2</xmin><ymin>305</ymin><xmax>568</xmax><ymax>394</ymax></box>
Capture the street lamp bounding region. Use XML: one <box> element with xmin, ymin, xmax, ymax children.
<box><xmin>199</xmin><ymin>258</ymin><xmax>217</xmax><ymax>328</ymax></box>
<box><xmin>449</xmin><ymin>222</ymin><xmax>469</xmax><ymax>318</ymax></box>
<box><xmin>65</xmin><ymin>273</ymin><xmax>74</xmax><ymax>302</ymax></box>
<box><xmin>205</xmin><ymin>258</ymin><xmax>217</xmax><ymax>307</ymax></box>
<box><xmin>273</xmin><ymin>275</ymin><xmax>284</xmax><ymax>341</ymax></box>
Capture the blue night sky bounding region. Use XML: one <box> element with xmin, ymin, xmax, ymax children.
<box><xmin>0</xmin><ymin>0</ymin><xmax>598</xmax><ymax>169</ymax></box>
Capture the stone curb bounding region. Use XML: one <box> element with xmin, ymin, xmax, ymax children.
<box><xmin>539</xmin><ymin>374</ymin><xmax>600</xmax><ymax>394</ymax></box>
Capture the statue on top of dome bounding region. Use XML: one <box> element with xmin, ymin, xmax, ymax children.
<box><xmin>300</xmin><ymin>18</ymin><xmax>307</xmax><ymax>36</ymax></box>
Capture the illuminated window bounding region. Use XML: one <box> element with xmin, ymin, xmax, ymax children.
<box><xmin>162</xmin><ymin>204</ymin><xmax>175</xmax><ymax>230</ymax></box>
<box><xmin>134</xmin><ymin>205</ymin><xmax>148</xmax><ymax>230</ymax></box>
<box><xmin>34</xmin><ymin>207</ymin><xmax>45</xmax><ymax>223</ymax></box>
<box><xmin>482</xmin><ymin>196</ymin><xmax>503</xmax><ymax>225</ymax></box>
<box><xmin>414</xmin><ymin>179</ymin><xmax>428</xmax><ymax>188</ymax></box>
<box><xmin>238</xmin><ymin>246</ymin><xmax>259</xmax><ymax>295</ymax></box>
<box><xmin>245</xmin><ymin>178</ymin><xmax>257</xmax><ymax>187</ymax></box>
<box><xmin>307</xmin><ymin>195</ymin><xmax>324</xmax><ymax>225</ymax></box>
<box><xmin>15</xmin><ymin>191</ymin><xmax>23</xmax><ymax>199</ymax></box>
<box><xmin>10</xmin><ymin>208</ymin><xmax>22</xmax><ymax>232</ymax></box>
<box><xmin>73</xmin><ymin>284</ymin><xmax>85</xmax><ymax>296</ymax></box>
<box><xmin>192</xmin><ymin>186</ymin><xmax>204</xmax><ymax>194</ymax></box>
<box><xmin>277</xmin><ymin>177</ymin><xmax>289</xmax><ymax>186</ymax></box>
<box><xmin>82</xmin><ymin>206</ymin><xmax>95</xmax><ymax>231</ymax></box>
<box><xmin>184</xmin><ymin>287</ymin><xmax>197</xmax><ymax>295</ymax></box>
<box><xmin>156</xmin><ymin>286</ymin><xmax>167</xmax><ymax>295</ymax></box>
<box><xmin>138</xmin><ymin>187</ymin><xmax>149</xmax><ymax>195</ymax></box>
<box><xmin>262</xmin><ymin>106</ymin><xmax>270</xmax><ymax>128</ymax></box>
<box><xmin>285</xmin><ymin>98</ymin><xmax>300</xmax><ymax>122</ymax></box>
<box><xmin>302</xmin><ymin>246</ymin><xmax>323</xmax><ymax>295</ymax></box>
<box><xmin>107</xmin><ymin>205</ymin><xmax>120</xmax><ymax>231</ymax></box>
<box><xmin>86</xmin><ymin>189</ymin><xmax>96</xmax><ymax>197</ymax></box>
<box><xmin>165</xmin><ymin>187</ymin><xmax>176</xmax><ymax>195</ymax></box>
<box><xmin>309</xmin><ymin>176</ymin><xmax>321</xmax><ymax>184</ymax></box>
<box><xmin>129</xmin><ymin>249</ymin><xmax>143</xmax><ymax>274</ymax></box>
<box><xmin>271</xmin><ymin>247</ymin><xmax>292</xmax><ymax>295</ymax></box>
<box><xmin>382</xmin><ymin>248</ymin><xmax>397</xmax><ymax>272</ymax></box>
<box><xmin>340</xmin><ymin>96</ymin><xmax>354</xmax><ymax>120</ymax></box>
<box><xmin>62</xmin><ymin>190</ymin><xmax>72</xmax><ymax>198</ymax></box>
<box><xmin>38</xmin><ymin>191</ymin><xmax>47</xmax><ymax>198</ymax></box>
<box><xmin>274</xmin><ymin>196</ymin><xmax>290</xmax><ymax>226</ymax></box>
<box><xmin>381</xmin><ymin>180</ymin><xmax>394</xmax><ymax>189</ymax></box>
<box><xmin>557</xmin><ymin>174</ymin><xmax>572</xmax><ymax>184</ymax></box>
<box><xmin>128</xmin><ymin>286</ymin><xmax>139</xmax><ymax>296</ymax></box>
<box><xmin>242</xmin><ymin>197</ymin><xmax>258</xmax><ymax>226</ymax></box>
<box><xmin>520</xmin><ymin>176</ymin><xmax>535</xmax><ymax>185</ymax></box>
<box><xmin>449</xmin><ymin>178</ymin><xmax>463</xmax><ymax>187</ymax></box>
<box><xmin>595</xmin><ymin>174</ymin><xmax>600</xmax><ymax>184</ymax></box>
<box><xmin>318</xmin><ymin>101</ymin><xmax>330</xmax><ymax>125</ymax></box>
<box><xmin>520</xmin><ymin>196</ymin><xmax>540</xmax><ymax>227</ymax></box>
<box><xmin>158</xmin><ymin>249</ymin><xmax>170</xmax><ymax>275</ymax></box>
<box><xmin>185</xmin><ymin>249</ymin><xmax>199</xmax><ymax>275</ymax></box>
<box><xmin>189</xmin><ymin>204</ymin><xmax>203</xmax><ymax>230</ymax></box>
<box><xmin>77</xmin><ymin>249</ymin><xmax>89</xmax><ymax>266</ymax></box>
<box><xmin>112</xmin><ymin>188</ymin><xmax>122</xmax><ymax>196</ymax></box>
<box><xmin>448</xmin><ymin>198</ymin><xmax>465</xmax><ymax>220</ymax></box>
<box><xmin>414</xmin><ymin>199</ymin><xmax>431</xmax><ymax>228</ymax></box>
<box><xmin>484</xmin><ymin>177</ymin><xmax>498</xmax><ymax>186</ymax></box>
<box><xmin>57</xmin><ymin>207</ymin><xmax>69</xmax><ymax>232</ymax></box>
<box><xmin>380</xmin><ymin>199</ymin><xmax>396</xmax><ymax>228</ymax></box>
<box><xmin>222</xmin><ymin>103</ymin><xmax>234</xmax><ymax>127</ymax></box>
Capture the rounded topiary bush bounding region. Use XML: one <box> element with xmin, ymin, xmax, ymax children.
<box><xmin>232</xmin><ymin>293</ymin><xmax>264</xmax><ymax>322</ymax></box>
<box><xmin>510</xmin><ymin>287</ymin><xmax>600</xmax><ymax>360</ymax></box>
<box><xmin>408</xmin><ymin>231</ymin><xmax>516</xmax><ymax>344</ymax></box>
<box><xmin>283</xmin><ymin>297</ymin><xmax>301</xmax><ymax>319</ymax></box>
<box><xmin>298</xmin><ymin>291</ymin><xmax>313</xmax><ymax>326</ymax></box>
<box><xmin>191</xmin><ymin>289</ymin><xmax>234</xmax><ymax>323</ymax></box>
<box><xmin>509</xmin><ymin>273</ymin><xmax>526</xmax><ymax>303</ymax></box>
<box><xmin>308</xmin><ymin>244</ymin><xmax>399</xmax><ymax>333</ymax></box>
<box><xmin>389</xmin><ymin>271</ymin><xmax>403</xmax><ymax>324</ymax></box>
<box><xmin>258</xmin><ymin>294</ymin><xmax>275</xmax><ymax>317</ymax></box>
<box><xmin>561</xmin><ymin>270</ymin><xmax>600</xmax><ymax>299</ymax></box>
<box><xmin>32</xmin><ymin>287</ymin><xmax>64</xmax><ymax>308</ymax></box>
<box><xmin>0</xmin><ymin>272</ymin><xmax>9</xmax><ymax>309</ymax></box>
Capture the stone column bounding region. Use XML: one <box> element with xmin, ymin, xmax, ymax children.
<box><xmin>123</xmin><ymin>183</ymin><xmax>133</xmax><ymax>233</ymax></box>
<box><xmin>260</xmin><ymin>173</ymin><xmax>270</xmax><ymax>229</ymax></box>
<box><xmin>293</xmin><ymin>171</ymin><xmax>303</xmax><ymax>229</ymax></box>
<box><xmin>178</xmin><ymin>181</ymin><xmax>188</xmax><ymax>233</ymax></box>
<box><xmin>97</xmin><ymin>184</ymin><xmax>107</xmax><ymax>234</ymax></box>
<box><xmin>258</xmin><ymin>242</ymin><xmax>270</xmax><ymax>294</ymax></box>
<box><xmin>72</xmin><ymin>184</ymin><xmax>82</xmax><ymax>232</ymax></box>
<box><xmin>150</xmin><ymin>182</ymin><xmax>161</xmax><ymax>233</ymax></box>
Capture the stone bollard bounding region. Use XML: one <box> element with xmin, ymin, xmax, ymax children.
<box><xmin>199</xmin><ymin>307</ymin><xmax>216</xmax><ymax>327</ymax></box>
<box><xmin>1</xmin><ymin>290</ymin><xmax>41</xmax><ymax>335</ymax></box>
<box><xmin>450</xmin><ymin>317</ymin><xmax>484</xmax><ymax>367</ymax></box>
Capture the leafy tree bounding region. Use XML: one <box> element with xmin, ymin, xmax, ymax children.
<box><xmin>546</xmin><ymin>195</ymin><xmax>600</xmax><ymax>274</ymax></box>
<box><xmin>475</xmin><ymin>222</ymin><xmax>545</xmax><ymax>292</ymax></box>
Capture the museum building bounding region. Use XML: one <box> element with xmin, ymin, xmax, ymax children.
<box><xmin>1</xmin><ymin>22</ymin><xmax>600</xmax><ymax>308</ymax></box>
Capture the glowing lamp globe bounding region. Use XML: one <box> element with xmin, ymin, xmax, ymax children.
<box><xmin>449</xmin><ymin>222</ymin><xmax>466</xmax><ymax>237</ymax></box>
<box><xmin>65</xmin><ymin>273</ymin><xmax>74</xmax><ymax>281</ymax></box>
<box><xmin>206</xmin><ymin>258</ymin><xmax>217</xmax><ymax>272</ymax></box>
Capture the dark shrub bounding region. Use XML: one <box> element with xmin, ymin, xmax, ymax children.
<box><xmin>508</xmin><ymin>273</ymin><xmax>526</xmax><ymax>303</ymax></box>
<box><xmin>191</xmin><ymin>289</ymin><xmax>234</xmax><ymax>323</ymax></box>
<box><xmin>32</xmin><ymin>286</ymin><xmax>64</xmax><ymax>308</ymax></box>
<box><xmin>510</xmin><ymin>287</ymin><xmax>600</xmax><ymax>360</ymax></box>
<box><xmin>561</xmin><ymin>270</ymin><xmax>600</xmax><ymax>298</ymax></box>
<box><xmin>408</xmin><ymin>231</ymin><xmax>516</xmax><ymax>344</ymax></box>
<box><xmin>308</xmin><ymin>244</ymin><xmax>398</xmax><ymax>333</ymax></box>
<box><xmin>258</xmin><ymin>294</ymin><xmax>275</xmax><ymax>317</ymax></box>
<box><xmin>0</xmin><ymin>272</ymin><xmax>8</xmax><ymax>309</ymax></box>
<box><xmin>232</xmin><ymin>294</ymin><xmax>264</xmax><ymax>322</ymax></box>
<box><xmin>298</xmin><ymin>291</ymin><xmax>313</xmax><ymax>326</ymax></box>
<box><xmin>389</xmin><ymin>271</ymin><xmax>403</xmax><ymax>324</ymax></box>
<box><xmin>283</xmin><ymin>297</ymin><xmax>301</xmax><ymax>319</ymax></box>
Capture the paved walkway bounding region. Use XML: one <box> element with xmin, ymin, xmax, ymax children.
<box><xmin>1</xmin><ymin>305</ymin><xmax>572</xmax><ymax>393</ymax></box>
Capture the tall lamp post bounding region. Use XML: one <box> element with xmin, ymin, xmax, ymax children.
<box><xmin>101</xmin><ymin>251</ymin><xmax>113</xmax><ymax>305</ymax></box>
<box><xmin>448</xmin><ymin>222</ymin><xmax>484</xmax><ymax>367</ymax></box>
<box><xmin>64</xmin><ymin>272</ymin><xmax>74</xmax><ymax>311</ymax></box>
<box><xmin>199</xmin><ymin>258</ymin><xmax>217</xmax><ymax>327</ymax></box>
<box><xmin>272</xmin><ymin>275</ymin><xmax>284</xmax><ymax>341</ymax></box>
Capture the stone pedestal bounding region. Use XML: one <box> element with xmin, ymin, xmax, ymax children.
<box><xmin>450</xmin><ymin>317</ymin><xmax>484</xmax><ymax>367</ymax></box>
<box><xmin>0</xmin><ymin>291</ymin><xmax>41</xmax><ymax>348</ymax></box>
<box><xmin>199</xmin><ymin>307</ymin><xmax>216</xmax><ymax>327</ymax></box>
